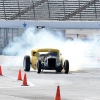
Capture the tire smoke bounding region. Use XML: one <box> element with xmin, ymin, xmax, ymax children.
<box><xmin>2</xmin><ymin>27</ymin><xmax>100</xmax><ymax>71</ymax></box>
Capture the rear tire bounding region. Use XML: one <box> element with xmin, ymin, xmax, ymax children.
<box><xmin>64</xmin><ymin>60</ymin><xmax>69</xmax><ymax>74</ymax></box>
<box><xmin>37</xmin><ymin>60</ymin><xmax>41</xmax><ymax>73</ymax></box>
<box><xmin>23</xmin><ymin>56</ymin><xmax>30</xmax><ymax>71</ymax></box>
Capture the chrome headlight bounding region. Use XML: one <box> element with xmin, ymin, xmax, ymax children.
<box><xmin>44</xmin><ymin>62</ymin><xmax>47</xmax><ymax>66</ymax></box>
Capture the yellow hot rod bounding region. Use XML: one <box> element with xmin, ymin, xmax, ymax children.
<box><xmin>23</xmin><ymin>48</ymin><xmax>69</xmax><ymax>74</ymax></box>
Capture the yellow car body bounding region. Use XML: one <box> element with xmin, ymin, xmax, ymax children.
<box><xmin>30</xmin><ymin>48</ymin><xmax>61</xmax><ymax>70</ymax></box>
<box><xmin>23</xmin><ymin>48</ymin><xmax>69</xmax><ymax>74</ymax></box>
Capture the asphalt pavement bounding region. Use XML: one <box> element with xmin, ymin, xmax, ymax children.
<box><xmin>0</xmin><ymin>56</ymin><xmax>100</xmax><ymax>100</ymax></box>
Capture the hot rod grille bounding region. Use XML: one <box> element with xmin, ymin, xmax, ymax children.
<box><xmin>48</xmin><ymin>58</ymin><xmax>56</xmax><ymax>69</ymax></box>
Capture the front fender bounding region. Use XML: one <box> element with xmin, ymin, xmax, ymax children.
<box><xmin>31</xmin><ymin>56</ymin><xmax>37</xmax><ymax>70</ymax></box>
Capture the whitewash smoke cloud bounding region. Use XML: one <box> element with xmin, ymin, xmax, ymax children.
<box><xmin>2</xmin><ymin>28</ymin><xmax>65</xmax><ymax>56</ymax></box>
<box><xmin>2</xmin><ymin>27</ymin><xmax>100</xmax><ymax>70</ymax></box>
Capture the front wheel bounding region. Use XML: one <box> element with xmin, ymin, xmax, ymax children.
<box><xmin>64</xmin><ymin>60</ymin><xmax>69</xmax><ymax>74</ymax></box>
<box><xmin>23</xmin><ymin>56</ymin><xmax>30</xmax><ymax>71</ymax></box>
<box><xmin>37</xmin><ymin>60</ymin><xmax>41</xmax><ymax>73</ymax></box>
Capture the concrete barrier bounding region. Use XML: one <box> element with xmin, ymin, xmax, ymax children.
<box><xmin>0</xmin><ymin>20</ymin><xmax>100</xmax><ymax>29</ymax></box>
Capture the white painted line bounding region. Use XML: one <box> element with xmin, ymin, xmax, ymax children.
<box><xmin>4</xmin><ymin>75</ymin><xmax>17</xmax><ymax>79</ymax></box>
<box><xmin>4</xmin><ymin>75</ymin><xmax>34</xmax><ymax>86</ymax></box>
<box><xmin>0</xmin><ymin>86</ymin><xmax>24</xmax><ymax>88</ymax></box>
<box><xmin>0</xmin><ymin>85</ymin><xmax>34</xmax><ymax>88</ymax></box>
<box><xmin>27</xmin><ymin>81</ymin><xmax>34</xmax><ymax>86</ymax></box>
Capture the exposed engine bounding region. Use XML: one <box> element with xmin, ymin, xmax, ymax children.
<box><xmin>43</xmin><ymin>56</ymin><xmax>56</xmax><ymax>69</ymax></box>
<box><xmin>42</xmin><ymin>55</ymin><xmax>63</xmax><ymax>71</ymax></box>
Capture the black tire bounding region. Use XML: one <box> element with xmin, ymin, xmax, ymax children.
<box><xmin>56</xmin><ymin>69</ymin><xmax>62</xmax><ymax>73</ymax></box>
<box><xmin>64</xmin><ymin>60</ymin><xmax>69</xmax><ymax>74</ymax></box>
<box><xmin>37</xmin><ymin>60</ymin><xmax>41</xmax><ymax>73</ymax></box>
<box><xmin>23</xmin><ymin>56</ymin><xmax>30</xmax><ymax>71</ymax></box>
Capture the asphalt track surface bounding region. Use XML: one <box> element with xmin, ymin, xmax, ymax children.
<box><xmin>0</xmin><ymin>56</ymin><xmax>100</xmax><ymax>100</ymax></box>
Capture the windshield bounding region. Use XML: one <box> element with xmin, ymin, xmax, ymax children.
<box><xmin>48</xmin><ymin>52</ymin><xmax>58</xmax><ymax>56</ymax></box>
<box><xmin>39</xmin><ymin>52</ymin><xmax>58</xmax><ymax>57</ymax></box>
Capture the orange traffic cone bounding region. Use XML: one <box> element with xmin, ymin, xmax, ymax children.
<box><xmin>17</xmin><ymin>69</ymin><xmax>22</xmax><ymax>81</ymax></box>
<box><xmin>0</xmin><ymin>66</ymin><xmax>3</xmax><ymax>76</ymax></box>
<box><xmin>22</xmin><ymin>73</ymin><xmax>28</xmax><ymax>86</ymax></box>
<box><xmin>55</xmin><ymin>86</ymin><xmax>61</xmax><ymax>100</ymax></box>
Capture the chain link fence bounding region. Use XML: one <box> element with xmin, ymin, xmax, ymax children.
<box><xmin>0</xmin><ymin>28</ymin><xmax>25</xmax><ymax>54</ymax></box>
